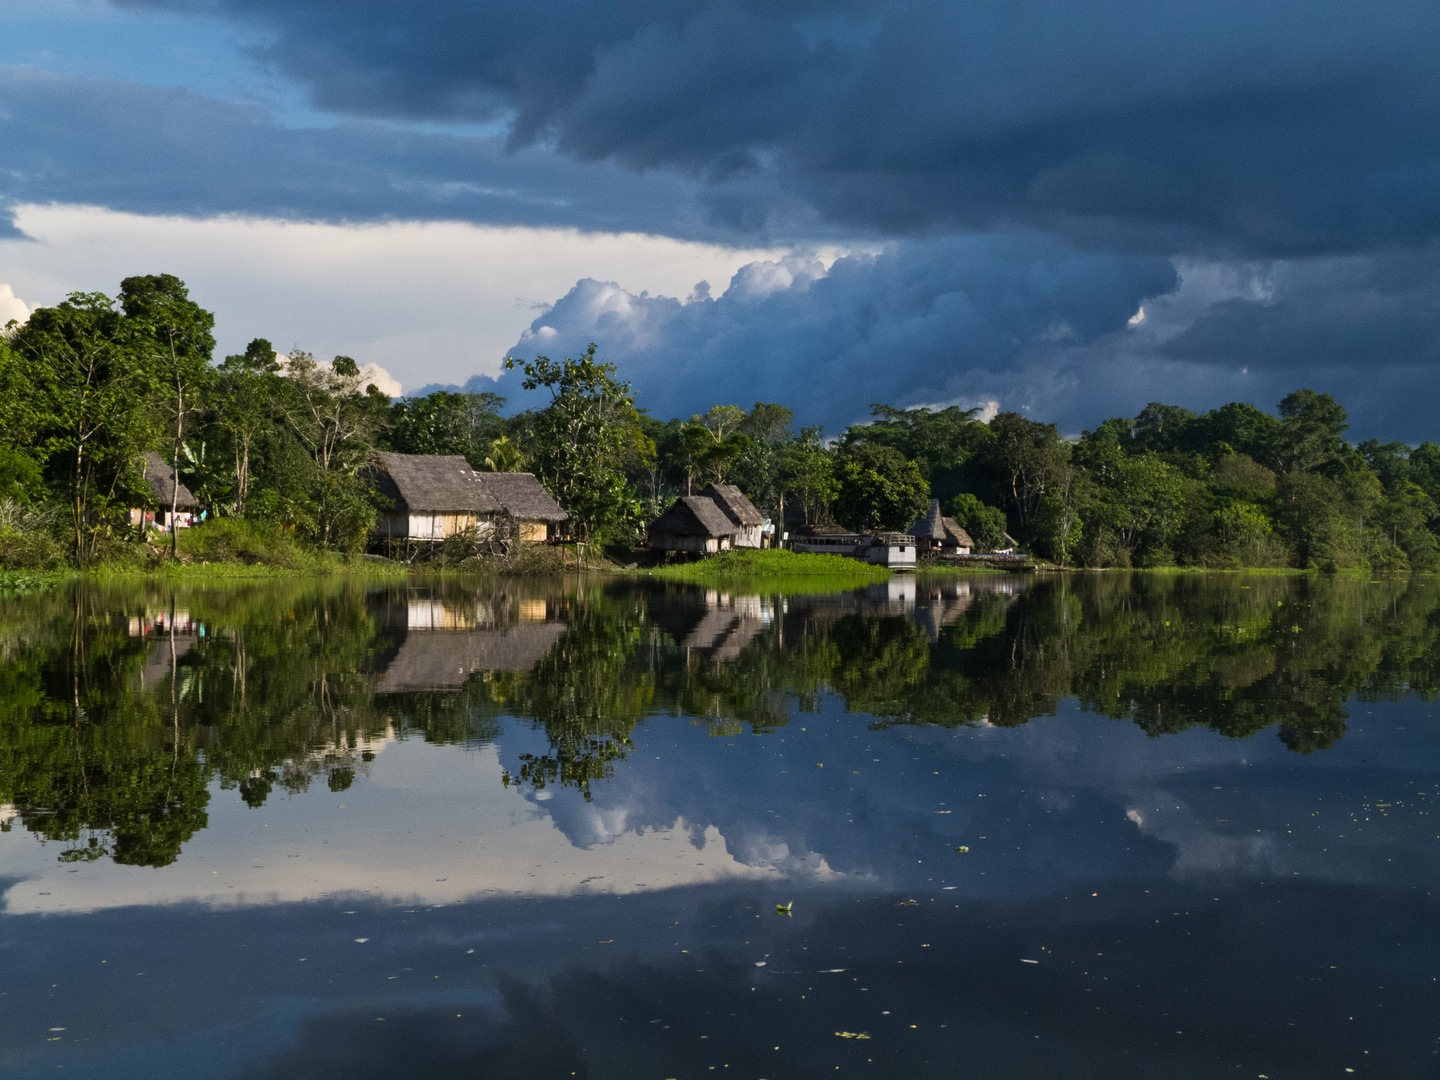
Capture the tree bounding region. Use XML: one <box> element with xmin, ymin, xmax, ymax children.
<box><xmin>214</xmin><ymin>338</ymin><xmax>282</xmax><ymax>517</ymax></box>
<box><xmin>278</xmin><ymin>352</ymin><xmax>386</xmax><ymax>475</ymax></box>
<box><xmin>481</xmin><ymin>434</ymin><xmax>527</xmax><ymax>472</ymax></box>
<box><xmin>10</xmin><ymin>292</ymin><xmax>149</xmax><ymax>562</ymax></box>
<box><xmin>1271</xmin><ymin>389</ymin><xmax>1350</xmax><ymax>475</ymax></box>
<box><xmin>839</xmin><ymin>404</ymin><xmax>983</xmax><ymax>477</ymax></box>
<box><xmin>779</xmin><ymin>426</ymin><xmax>837</xmax><ymax>526</ymax></box>
<box><xmin>946</xmin><ymin>494</ymin><xmax>1008</xmax><ymax>550</ymax></box>
<box><xmin>119</xmin><ymin>274</ymin><xmax>216</xmax><ymax>557</ymax></box>
<box><xmin>733</xmin><ymin>402</ymin><xmax>795</xmax><ymax>517</ymax></box>
<box><xmin>677</xmin><ymin>405</ymin><xmax>752</xmax><ymax>491</ymax></box>
<box><xmin>985</xmin><ymin>412</ymin><xmax>1067</xmax><ymax>542</ymax></box>
<box><xmin>276</xmin><ymin>351</ymin><xmax>389</xmax><ymax>548</ymax></box>
<box><xmin>506</xmin><ymin>343</ymin><xmax>652</xmax><ymax>542</ymax></box>
<box><xmin>387</xmin><ymin>390</ymin><xmax>506</xmax><ymax>463</ymax></box>
<box><xmin>1038</xmin><ymin>461</ymin><xmax>1088</xmax><ymax>565</ymax></box>
<box><xmin>833</xmin><ymin>444</ymin><xmax>930</xmax><ymax>531</ymax></box>
<box><xmin>0</xmin><ymin>329</ymin><xmax>46</xmax><ymax>502</ymax></box>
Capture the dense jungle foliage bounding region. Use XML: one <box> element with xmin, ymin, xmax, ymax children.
<box><xmin>3</xmin><ymin>275</ymin><xmax>1436</xmax><ymax>569</ymax></box>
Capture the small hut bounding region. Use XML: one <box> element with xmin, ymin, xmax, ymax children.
<box><xmin>648</xmin><ymin>495</ymin><xmax>741</xmax><ymax>555</ymax></box>
<box><xmin>471</xmin><ymin>472</ymin><xmax>569</xmax><ymax>542</ymax></box>
<box><xmin>909</xmin><ymin>499</ymin><xmax>974</xmax><ymax>555</ymax></box>
<box><xmin>370</xmin><ymin>451</ymin><xmax>502</xmax><ymax>543</ymax></box>
<box><xmin>701</xmin><ymin>483</ymin><xmax>766</xmax><ymax>548</ymax></box>
<box><xmin>129</xmin><ymin>452</ymin><xmax>200</xmax><ymax>530</ymax></box>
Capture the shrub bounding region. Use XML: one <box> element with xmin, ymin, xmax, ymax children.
<box><xmin>176</xmin><ymin>517</ymin><xmax>314</xmax><ymax>569</ymax></box>
<box><xmin>0</xmin><ymin>500</ymin><xmax>68</xmax><ymax>570</ymax></box>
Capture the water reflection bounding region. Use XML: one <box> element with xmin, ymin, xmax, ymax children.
<box><xmin>0</xmin><ymin>573</ymin><xmax>1436</xmax><ymax>870</ymax></box>
<box><xmin>3</xmin><ymin>574</ymin><xmax>1438</xmax><ymax>1078</ymax></box>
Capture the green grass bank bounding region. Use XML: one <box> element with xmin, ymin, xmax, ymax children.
<box><xmin>640</xmin><ymin>548</ymin><xmax>892</xmax><ymax>588</ymax></box>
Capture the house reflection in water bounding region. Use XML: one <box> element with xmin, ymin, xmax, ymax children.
<box><xmin>127</xmin><ymin>608</ymin><xmax>206</xmax><ymax>692</ymax></box>
<box><xmin>655</xmin><ymin>575</ymin><xmax>1025</xmax><ymax>665</ymax></box>
<box><xmin>372</xmin><ymin>591</ymin><xmax>567</xmax><ymax>693</ymax></box>
<box><xmin>678</xmin><ymin>591</ymin><xmax>774</xmax><ymax>662</ymax></box>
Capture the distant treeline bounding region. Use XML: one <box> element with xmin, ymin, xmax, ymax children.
<box><xmin>2</xmin><ymin>275</ymin><xmax>1437</xmax><ymax>570</ymax></box>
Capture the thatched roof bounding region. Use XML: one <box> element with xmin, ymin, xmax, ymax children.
<box><xmin>371</xmin><ymin>452</ymin><xmax>502</xmax><ymax>514</ymax></box>
<box><xmin>911</xmin><ymin>499</ymin><xmax>945</xmax><ymax>539</ymax></box>
<box><xmin>374</xmin><ymin>623</ymin><xmax>567</xmax><ymax>692</ymax></box>
<box><xmin>703</xmin><ymin>483</ymin><xmax>765</xmax><ymax>527</ymax></box>
<box><xmin>140</xmin><ymin>452</ymin><xmax>200</xmax><ymax>509</ymax></box>
<box><xmin>910</xmin><ymin>501</ymin><xmax>976</xmax><ymax>548</ymax></box>
<box><xmin>941</xmin><ymin>517</ymin><xmax>975</xmax><ymax>548</ymax></box>
<box><xmin>471</xmin><ymin>472</ymin><xmax>568</xmax><ymax>523</ymax></box>
<box><xmin>650</xmin><ymin>495</ymin><xmax>738</xmax><ymax>538</ymax></box>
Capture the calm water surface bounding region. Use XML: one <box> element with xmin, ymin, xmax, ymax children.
<box><xmin>0</xmin><ymin>573</ymin><xmax>1437</xmax><ymax>1078</ymax></box>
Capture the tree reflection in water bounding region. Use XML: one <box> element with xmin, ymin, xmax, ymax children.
<box><xmin>0</xmin><ymin>572</ymin><xmax>1435</xmax><ymax>865</ymax></box>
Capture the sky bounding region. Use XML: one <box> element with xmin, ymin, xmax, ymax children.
<box><xmin>1</xmin><ymin>0</ymin><xmax>1437</xmax><ymax>439</ymax></box>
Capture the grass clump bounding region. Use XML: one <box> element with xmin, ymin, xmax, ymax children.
<box><xmin>174</xmin><ymin>517</ymin><xmax>321</xmax><ymax>570</ymax></box>
<box><xmin>644</xmin><ymin>547</ymin><xmax>891</xmax><ymax>586</ymax></box>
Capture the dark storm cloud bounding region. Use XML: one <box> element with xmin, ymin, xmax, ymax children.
<box><xmin>1161</xmin><ymin>247</ymin><xmax>1440</xmax><ymax>373</ymax></box>
<box><xmin>117</xmin><ymin>0</ymin><xmax>1440</xmax><ymax>254</ymax></box>
<box><xmin>0</xmin><ymin>66</ymin><xmax>810</xmax><ymax>241</ymax></box>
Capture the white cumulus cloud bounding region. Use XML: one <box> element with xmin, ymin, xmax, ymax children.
<box><xmin>0</xmin><ymin>283</ymin><xmax>30</xmax><ymax>327</ymax></box>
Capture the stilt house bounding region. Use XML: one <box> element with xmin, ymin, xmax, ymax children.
<box><xmin>701</xmin><ymin>483</ymin><xmax>766</xmax><ymax>548</ymax></box>
<box><xmin>370</xmin><ymin>451</ymin><xmax>502</xmax><ymax>542</ymax></box>
<box><xmin>648</xmin><ymin>495</ymin><xmax>742</xmax><ymax>555</ymax></box>
<box><xmin>471</xmin><ymin>472</ymin><xmax>569</xmax><ymax>542</ymax></box>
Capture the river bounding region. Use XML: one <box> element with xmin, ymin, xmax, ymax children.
<box><xmin>0</xmin><ymin>572</ymin><xmax>1436</xmax><ymax>1078</ymax></box>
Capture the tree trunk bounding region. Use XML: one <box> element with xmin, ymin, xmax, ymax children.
<box><xmin>170</xmin><ymin>381</ymin><xmax>184</xmax><ymax>559</ymax></box>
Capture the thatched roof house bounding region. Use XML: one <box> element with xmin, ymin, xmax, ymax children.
<box><xmin>702</xmin><ymin>483</ymin><xmax>766</xmax><ymax>548</ymax></box>
<box><xmin>370</xmin><ymin>451</ymin><xmax>502</xmax><ymax>542</ymax></box>
<box><xmin>128</xmin><ymin>452</ymin><xmax>200</xmax><ymax>529</ymax></box>
<box><xmin>472</xmin><ymin>471</ymin><xmax>569</xmax><ymax>541</ymax></box>
<box><xmin>910</xmin><ymin>499</ymin><xmax>974</xmax><ymax>554</ymax></box>
<box><xmin>649</xmin><ymin>495</ymin><xmax>741</xmax><ymax>555</ymax></box>
<box><xmin>140</xmin><ymin>452</ymin><xmax>200</xmax><ymax>510</ymax></box>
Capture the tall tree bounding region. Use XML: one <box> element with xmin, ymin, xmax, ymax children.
<box><xmin>214</xmin><ymin>338</ymin><xmax>282</xmax><ymax>517</ymax></box>
<box><xmin>10</xmin><ymin>292</ymin><xmax>148</xmax><ymax>561</ymax></box>
<box><xmin>506</xmin><ymin>344</ymin><xmax>652</xmax><ymax>542</ymax></box>
<box><xmin>1271</xmin><ymin>389</ymin><xmax>1350</xmax><ymax>475</ymax></box>
<box><xmin>985</xmin><ymin>412</ymin><xmax>1068</xmax><ymax>542</ymax></box>
<box><xmin>277</xmin><ymin>352</ymin><xmax>389</xmax><ymax>549</ymax></box>
<box><xmin>119</xmin><ymin>274</ymin><xmax>216</xmax><ymax>556</ymax></box>
<box><xmin>734</xmin><ymin>402</ymin><xmax>795</xmax><ymax>518</ymax></box>
<box><xmin>833</xmin><ymin>444</ymin><xmax>930</xmax><ymax>532</ymax></box>
<box><xmin>386</xmin><ymin>390</ymin><xmax>506</xmax><ymax>463</ymax></box>
<box><xmin>0</xmin><ymin>329</ymin><xmax>46</xmax><ymax>502</ymax></box>
<box><xmin>779</xmin><ymin>426</ymin><xmax>838</xmax><ymax>526</ymax></box>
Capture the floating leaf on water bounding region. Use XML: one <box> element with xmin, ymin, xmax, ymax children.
<box><xmin>955</xmin><ymin>846</ymin><xmax>970</xmax><ymax>853</ymax></box>
<box><xmin>775</xmin><ymin>901</ymin><xmax>793</xmax><ymax>916</ymax></box>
